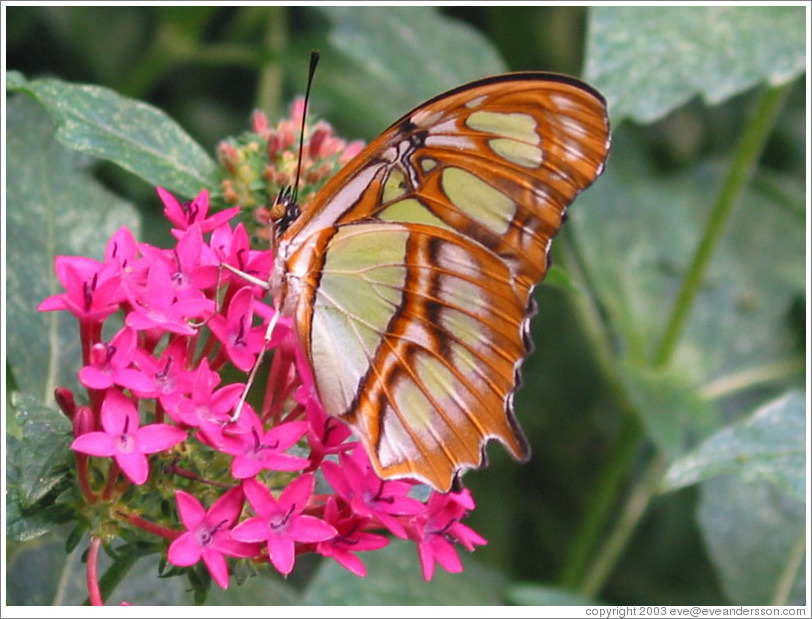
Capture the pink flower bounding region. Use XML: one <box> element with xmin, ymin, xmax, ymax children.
<box><xmin>138</xmin><ymin>223</ymin><xmax>219</xmax><ymax>301</ymax></box>
<box><xmin>168</xmin><ymin>486</ymin><xmax>259</xmax><ymax>589</ymax></box>
<box><xmin>71</xmin><ymin>389</ymin><xmax>187</xmax><ymax>485</ymax></box>
<box><xmin>38</xmin><ymin>226</ymin><xmax>142</xmax><ymax>324</ymax></box>
<box><xmin>158</xmin><ymin>188</ymin><xmax>240</xmax><ymax>235</ymax></box>
<box><xmin>130</xmin><ymin>338</ymin><xmax>196</xmax><ymax>411</ymax></box>
<box><xmin>322</xmin><ymin>448</ymin><xmax>424</xmax><ymax>539</ymax></box>
<box><xmin>210</xmin><ymin>405</ymin><xmax>309</xmax><ymax>479</ymax></box>
<box><xmin>232</xmin><ymin>475</ymin><xmax>336</xmax><ymax>575</ymax></box>
<box><xmin>409</xmin><ymin>489</ymin><xmax>487</xmax><ymax>581</ymax></box>
<box><xmin>125</xmin><ymin>260</ymin><xmax>214</xmax><ymax>335</ymax></box>
<box><xmin>103</xmin><ymin>226</ymin><xmax>140</xmax><ymax>270</ymax></box>
<box><xmin>210</xmin><ymin>222</ymin><xmax>272</xmax><ymax>295</ymax></box>
<box><xmin>78</xmin><ymin>327</ymin><xmax>153</xmax><ymax>392</ymax></box>
<box><xmin>299</xmin><ymin>385</ymin><xmax>353</xmax><ymax>470</ymax></box>
<box><xmin>316</xmin><ymin>497</ymin><xmax>388</xmax><ymax>577</ymax></box>
<box><xmin>208</xmin><ymin>287</ymin><xmax>267</xmax><ymax>371</ymax></box>
<box><xmin>173</xmin><ymin>359</ymin><xmax>244</xmax><ymax>428</ymax></box>
<box><xmin>37</xmin><ymin>255</ymin><xmax>123</xmax><ymax>323</ymax></box>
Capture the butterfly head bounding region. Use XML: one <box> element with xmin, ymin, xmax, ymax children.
<box><xmin>269</xmin><ymin>185</ymin><xmax>301</xmax><ymax>237</ymax></box>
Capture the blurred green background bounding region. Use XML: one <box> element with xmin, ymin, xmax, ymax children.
<box><xmin>5</xmin><ymin>5</ymin><xmax>806</xmax><ymax>607</ymax></box>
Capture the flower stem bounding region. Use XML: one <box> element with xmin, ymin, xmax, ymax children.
<box><xmin>75</xmin><ymin>453</ymin><xmax>97</xmax><ymax>504</ymax></box>
<box><xmin>700</xmin><ymin>356</ymin><xmax>805</xmax><ymax>399</ymax></box>
<box><xmin>87</xmin><ymin>536</ymin><xmax>104</xmax><ymax>606</ymax></box>
<box><xmin>114</xmin><ymin>508</ymin><xmax>180</xmax><ymax>540</ymax></box>
<box><xmin>653</xmin><ymin>84</ymin><xmax>791</xmax><ymax>367</ymax></box>
<box><xmin>101</xmin><ymin>460</ymin><xmax>122</xmax><ymax>502</ymax></box>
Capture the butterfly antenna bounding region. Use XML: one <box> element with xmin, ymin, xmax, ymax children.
<box><xmin>291</xmin><ymin>50</ymin><xmax>320</xmax><ymax>204</ymax></box>
<box><xmin>230</xmin><ymin>52</ymin><xmax>320</xmax><ymax>425</ymax></box>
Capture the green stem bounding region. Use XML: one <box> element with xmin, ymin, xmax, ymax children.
<box><xmin>557</xmin><ymin>237</ymin><xmax>649</xmax><ymax>590</ymax></box>
<box><xmin>771</xmin><ymin>525</ymin><xmax>806</xmax><ymax>605</ymax></box>
<box><xmin>569</xmin><ymin>85</ymin><xmax>792</xmax><ymax>599</ymax></box>
<box><xmin>653</xmin><ymin>84</ymin><xmax>791</xmax><ymax>367</ymax></box>
<box><xmin>52</xmin><ymin>544</ymin><xmax>79</xmax><ymax>605</ymax></box>
<box><xmin>558</xmin><ymin>418</ymin><xmax>643</xmax><ymax>587</ymax></box>
<box><xmin>579</xmin><ymin>455</ymin><xmax>668</xmax><ymax>599</ymax></box>
<box><xmin>700</xmin><ymin>356</ymin><xmax>805</xmax><ymax>399</ymax></box>
<box><xmin>255</xmin><ymin>6</ymin><xmax>288</xmax><ymax>119</ymax></box>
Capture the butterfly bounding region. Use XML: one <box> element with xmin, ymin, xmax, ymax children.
<box><xmin>268</xmin><ymin>72</ymin><xmax>610</xmax><ymax>492</ymax></box>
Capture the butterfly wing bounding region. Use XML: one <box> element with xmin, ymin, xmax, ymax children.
<box><xmin>275</xmin><ymin>73</ymin><xmax>610</xmax><ymax>491</ymax></box>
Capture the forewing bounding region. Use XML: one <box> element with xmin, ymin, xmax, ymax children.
<box><xmin>283</xmin><ymin>73</ymin><xmax>611</xmax><ymax>294</ymax></box>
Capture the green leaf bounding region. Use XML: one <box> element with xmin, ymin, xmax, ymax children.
<box><xmin>7</xmin><ymin>72</ymin><xmax>217</xmax><ymax>198</ymax></box>
<box><xmin>663</xmin><ymin>391</ymin><xmax>806</xmax><ymax>501</ymax></box>
<box><xmin>6</xmin><ymin>528</ymin><xmax>82</xmax><ymax>605</ymax></box>
<box><xmin>506</xmin><ymin>583</ymin><xmax>601</xmax><ymax>606</ymax></box>
<box><xmin>585</xmin><ymin>6</ymin><xmax>806</xmax><ymax>122</ymax></box>
<box><xmin>616</xmin><ymin>361</ymin><xmax>719</xmax><ymax>459</ymax></box>
<box><xmin>697</xmin><ymin>475</ymin><xmax>806</xmax><ymax>605</ymax></box>
<box><xmin>568</xmin><ymin>130</ymin><xmax>803</xmax><ymax>464</ymax></box>
<box><xmin>6</xmin><ymin>393</ymin><xmax>72</xmax><ymax>542</ymax></box>
<box><xmin>571</xmin><ymin>132</ymin><xmax>804</xmax><ymax>391</ymax></box>
<box><xmin>5</xmin><ymin>93</ymin><xmax>140</xmax><ymax>400</ymax></box>
<box><xmin>544</xmin><ymin>264</ymin><xmax>582</xmax><ymax>294</ymax></box>
<box><xmin>294</xmin><ymin>6</ymin><xmax>507</xmax><ymax>139</ymax></box>
<box><xmin>300</xmin><ymin>538</ymin><xmax>507</xmax><ymax>605</ymax></box>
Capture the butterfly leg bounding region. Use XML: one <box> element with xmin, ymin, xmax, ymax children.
<box><xmin>230</xmin><ymin>306</ymin><xmax>280</xmax><ymax>422</ymax></box>
<box><xmin>219</xmin><ymin>262</ymin><xmax>280</xmax><ymax>423</ymax></box>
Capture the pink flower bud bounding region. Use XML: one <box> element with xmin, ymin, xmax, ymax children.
<box><xmin>251</xmin><ymin>110</ymin><xmax>270</xmax><ymax>136</ymax></box>
<box><xmin>55</xmin><ymin>387</ymin><xmax>77</xmax><ymax>420</ymax></box>
<box><xmin>73</xmin><ymin>405</ymin><xmax>95</xmax><ymax>438</ymax></box>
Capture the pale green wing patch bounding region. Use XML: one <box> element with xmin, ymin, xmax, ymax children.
<box><xmin>308</xmin><ymin>225</ymin><xmax>409</xmax><ymax>415</ymax></box>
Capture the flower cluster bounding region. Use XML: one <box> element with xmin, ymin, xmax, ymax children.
<box><xmin>38</xmin><ymin>104</ymin><xmax>486</xmax><ymax>601</ymax></box>
<box><xmin>218</xmin><ymin>97</ymin><xmax>364</xmax><ymax>242</ymax></box>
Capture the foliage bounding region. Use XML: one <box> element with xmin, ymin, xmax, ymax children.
<box><xmin>4</xmin><ymin>5</ymin><xmax>806</xmax><ymax>607</ymax></box>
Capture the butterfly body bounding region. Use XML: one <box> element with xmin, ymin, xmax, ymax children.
<box><xmin>272</xmin><ymin>72</ymin><xmax>610</xmax><ymax>492</ymax></box>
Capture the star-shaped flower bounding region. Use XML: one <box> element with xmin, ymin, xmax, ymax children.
<box><xmin>71</xmin><ymin>389</ymin><xmax>187</xmax><ymax>485</ymax></box>
<box><xmin>168</xmin><ymin>486</ymin><xmax>258</xmax><ymax>589</ymax></box>
<box><xmin>232</xmin><ymin>475</ymin><xmax>336</xmax><ymax>575</ymax></box>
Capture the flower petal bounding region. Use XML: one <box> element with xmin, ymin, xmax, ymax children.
<box><xmin>241</xmin><ymin>479</ymin><xmax>277</xmax><ymax>518</ymax></box>
<box><xmin>78</xmin><ymin>366</ymin><xmax>114</xmax><ymax>390</ymax></box>
<box><xmin>101</xmin><ymin>390</ymin><xmax>139</xmax><ymax>435</ymax></box>
<box><xmin>207</xmin><ymin>486</ymin><xmax>245</xmax><ymax>527</ymax></box>
<box><xmin>175</xmin><ymin>491</ymin><xmax>206</xmax><ymax>531</ymax></box>
<box><xmin>71</xmin><ymin>432</ymin><xmax>116</xmax><ymax>457</ymax></box>
<box><xmin>135</xmin><ymin>423</ymin><xmax>187</xmax><ymax>453</ymax></box>
<box><xmin>267</xmin><ymin>534</ymin><xmax>296</xmax><ymax>575</ymax></box>
<box><xmin>231</xmin><ymin>456</ymin><xmax>263</xmax><ymax>480</ymax></box>
<box><xmin>289</xmin><ymin>515</ymin><xmax>336</xmax><ymax>544</ymax></box>
<box><xmin>115</xmin><ymin>450</ymin><xmax>150</xmax><ymax>485</ymax></box>
<box><xmin>231</xmin><ymin>517</ymin><xmax>270</xmax><ymax>544</ymax></box>
<box><xmin>201</xmin><ymin>548</ymin><xmax>231</xmax><ymax>589</ymax></box>
<box><xmin>278</xmin><ymin>473</ymin><xmax>314</xmax><ymax>513</ymax></box>
<box><xmin>168</xmin><ymin>532</ymin><xmax>203</xmax><ymax>567</ymax></box>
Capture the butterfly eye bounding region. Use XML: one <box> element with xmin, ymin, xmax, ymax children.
<box><xmin>269</xmin><ymin>186</ymin><xmax>301</xmax><ymax>237</ymax></box>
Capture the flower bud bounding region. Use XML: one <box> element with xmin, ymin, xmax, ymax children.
<box><xmin>73</xmin><ymin>405</ymin><xmax>95</xmax><ymax>438</ymax></box>
<box><xmin>55</xmin><ymin>387</ymin><xmax>77</xmax><ymax>420</ymax></box>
